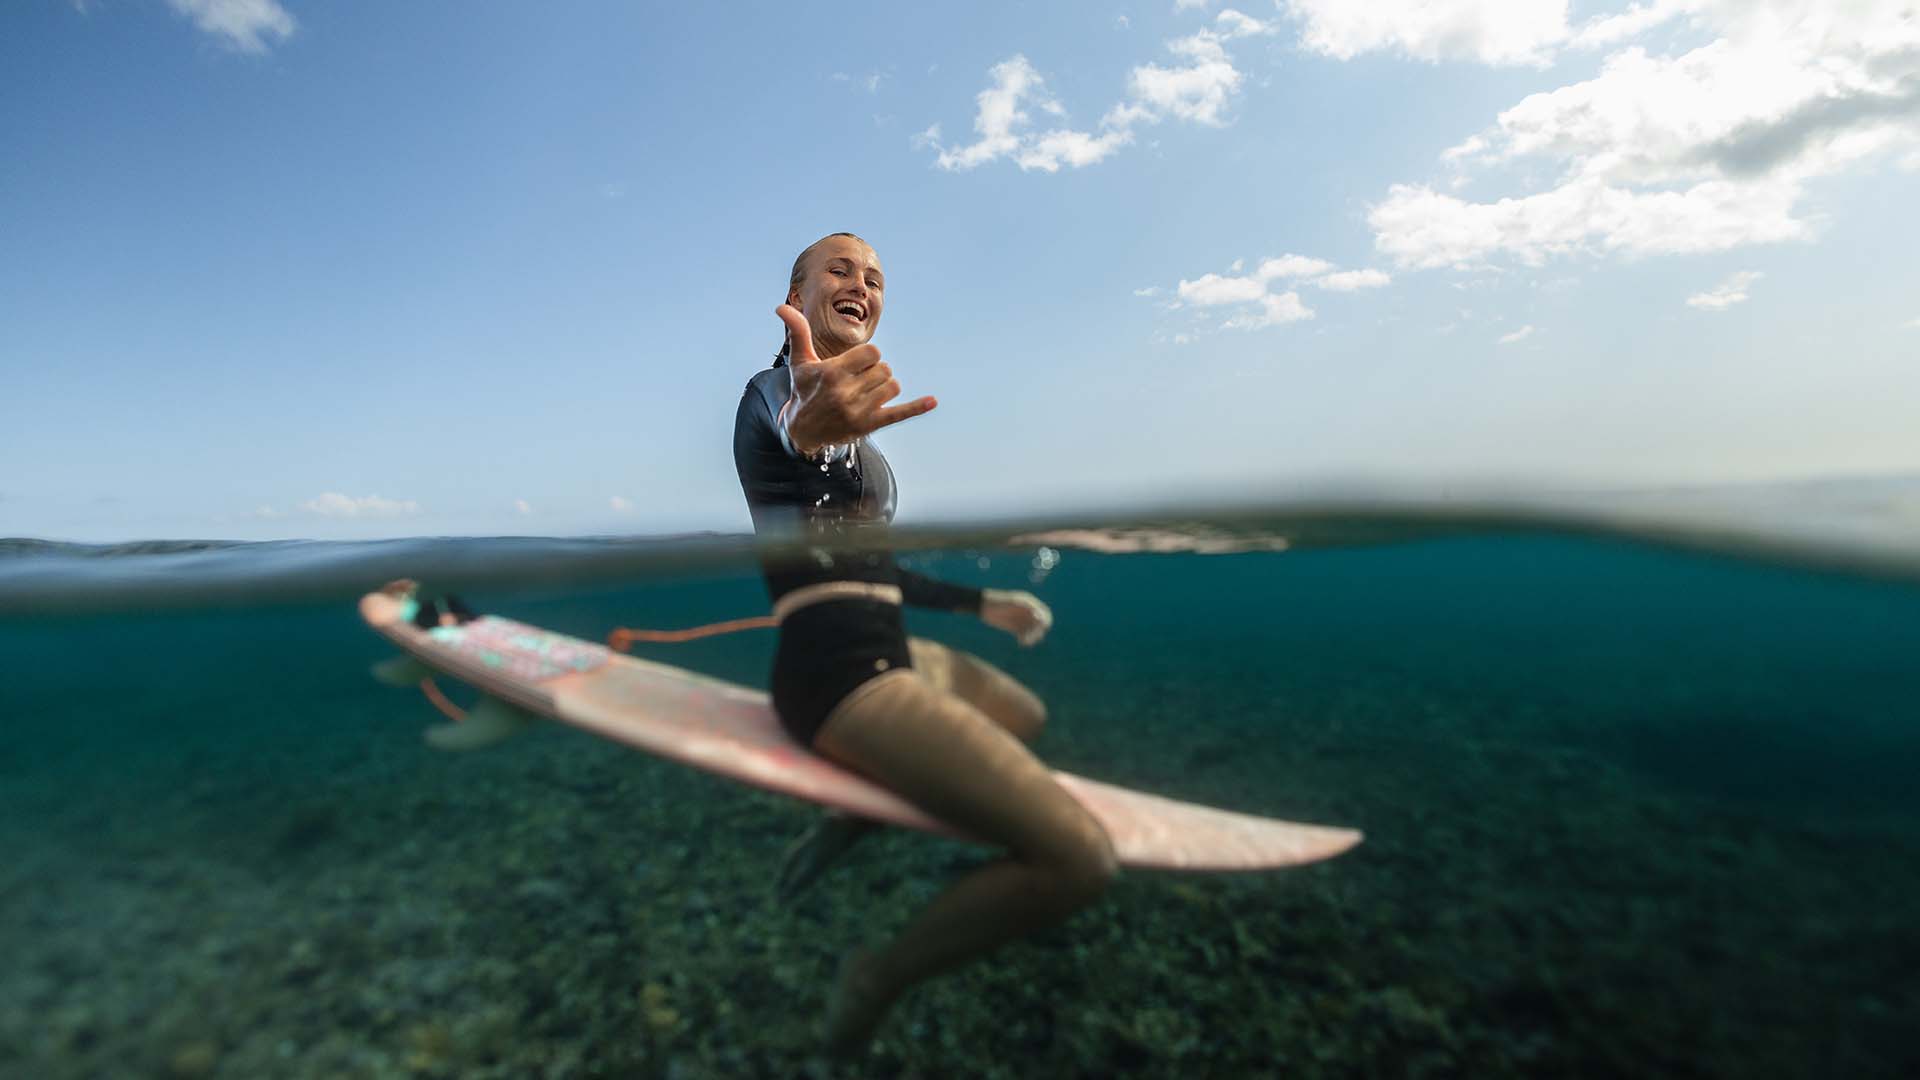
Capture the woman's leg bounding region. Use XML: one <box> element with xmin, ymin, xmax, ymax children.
<box><xmin>811</xmin><ymin>670</ymin><xmax>1117</xmax><ymax>1052</ymax></box>
<box><xmin>776</xmin><ymin>638</ymin><xmax>1048</xmax><ymax>899</ymax></box>
<box><xmin>907</xmin><ymin>636</ymin><xmax>1047</xmax><ymax>743</ymax></box>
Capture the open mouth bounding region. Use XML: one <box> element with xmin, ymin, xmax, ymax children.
<box><xmin>833</xmin><ymin>300</ymin><xmax>867</xmax><ymax>323</ymax></box>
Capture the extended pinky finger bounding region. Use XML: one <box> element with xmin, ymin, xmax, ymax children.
<box><xmin>871</xmin><ymin>396</ymin><xmax>937</xmax><ymax>430</ymax></box>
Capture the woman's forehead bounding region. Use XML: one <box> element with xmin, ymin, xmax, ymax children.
<box><xmin>812</xmin><ymin>237</ymin><xmax>880</xmax><ymax>273</ymax></box>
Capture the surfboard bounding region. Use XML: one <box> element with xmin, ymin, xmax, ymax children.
<box><xmin>360</xmin><ymin>587</ymin><xmax>1361</xmax><ymax>871</ymax></box>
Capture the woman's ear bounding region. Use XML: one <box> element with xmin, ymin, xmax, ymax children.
<box><xmin>786</xmin><ymin>287</ymin><xmax>802</xmax><ymax>310</ymax></box>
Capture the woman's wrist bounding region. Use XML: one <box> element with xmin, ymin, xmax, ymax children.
<box><xmin>779</xmin><ymin>402</ymin><xmax>832</xmax><ymax>459</ymax></box>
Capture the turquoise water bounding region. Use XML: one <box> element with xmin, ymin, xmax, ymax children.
<box><xmin>4</xmin><ymin>514</ymin><xmax>1918</xmax><ymax>1077</ymax></box>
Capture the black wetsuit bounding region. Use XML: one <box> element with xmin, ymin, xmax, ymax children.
<box><xmin>734</xmin><ymin>355</ymin><xmax>982</xmax><ymax>743</ymax></box>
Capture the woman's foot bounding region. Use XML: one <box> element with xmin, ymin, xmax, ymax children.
<box><xmin>824</xmin><ymin>948</ymin><xmax>894</xmax><ymax>1056</ymax></box>
<box><xmin>775</xmin><ymin>812</ymin><xmax>876</xmax><ymax>899</ymax></box>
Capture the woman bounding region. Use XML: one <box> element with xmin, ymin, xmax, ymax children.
<box><xmin>732</xmin><ymin>232</ymin><xmax>1117</xmax><ymax>1052</ymax></box>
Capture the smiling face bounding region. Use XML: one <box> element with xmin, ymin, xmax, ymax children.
<box><xmin>786</xmin><ymin>234</ymin><xmax>884</xmax><ymax>359</ymax></box>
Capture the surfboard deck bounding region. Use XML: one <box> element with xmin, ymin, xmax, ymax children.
<box><xmin>360</xmin><ymin>589</ymin><xmax>1361</xmax><ymax>871</ymax></box>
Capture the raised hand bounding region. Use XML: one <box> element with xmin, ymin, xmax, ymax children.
<box><xmin>777</xmin><ymin>304</ymin><xmax>936</xmax><ymax>455</ymax></box>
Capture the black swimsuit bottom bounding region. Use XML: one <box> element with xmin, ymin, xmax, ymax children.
<box><xmin>770</xmin><ymin>599</ymin><xmax>915</xmax><ymax>744</ymax></box>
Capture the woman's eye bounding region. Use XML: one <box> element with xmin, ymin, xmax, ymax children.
<box><xmin>830</xmin><ymin>268</ymin><xmax>846</xmax><ymax>277</ymax></box>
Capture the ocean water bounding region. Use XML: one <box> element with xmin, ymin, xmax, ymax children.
<box><xmin>3</xmin><ymin>507</ymin><xmax>1918</xmax><ymax>1078</ymax></box>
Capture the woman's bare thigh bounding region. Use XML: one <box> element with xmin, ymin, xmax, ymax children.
<box><xmin>812</xmin><ymin>671</ymin><xmax>1105</xmax><ymax>865</ymax></box>
<box><xmin>906</xmin><ymin>637</ymin><xmax>1046</xmax><ymax>743</ymax></box>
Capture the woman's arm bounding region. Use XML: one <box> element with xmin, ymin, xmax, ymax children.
<box><xmin>896</xmin><ymin>566</ymin><xmax>1052</xmax><ymax>647</ymax></box>
<box><xmin>895</xmin><ymin>566</ymin><xmax>982</xmax><ymax>614</ymax></box>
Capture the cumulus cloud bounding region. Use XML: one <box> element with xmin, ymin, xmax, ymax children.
<box><xmin>1569</xmin><ymin>0</ymin><xmax>1693</xmax><ymax>50</ymax></box>
<box><xmin>918</xmin><ymin>56</ymin><xmax>1133</xmax><ymax>172</ymax></box>
<box><xmin>166</xmin><ymin>0</ymin><xmax>296</xmax><ymax>53</ymax></box>
<box><xmin>1158</xmin><ymin>252</ymin><xmax>1396</xmax><ymax>330</ymax></box>
<box><xmin>1284</xmin><ymin>0</ymin><xmax>1571</xmax><ymax>67</ymax></box>
<box><xmin>514</xmin><ymin>499</ymin><xmax>533</xmax><ymax>516</ymax></box>
<box><xmin>1284</xmin><ymin>0</ymin><xmax>1689</xmax><ymax>64</ymax></box>
<box><xmin>1178</xmin><ymin>272</ymin><xmax>1269</xmax><ymax>306</ymax></box>
<box><xmin>1256</xmin><ymin>254</ymin><xmax>1335</xmax><ymax>279</ymax></box>
<box><xmin>1367</xmin><ymin>1</ymin><xmax>1920</xmax><ymax>269</ymax></box>
<box><xmin>1314</xmin><ymin>268</ymin><xmax>1393</xmax><ymax>290</ymax></box>
<box><xmin>1497</xmin><ymin>325</ymin><xmax>1536</xmax><ymax>344</ymax></box>
<box><xmin>922</xmin><ymin>9</ymin><xmax>1273</xmax><ymax>171</ymax></box>
<box><xmin>1223</xmin><ymin>292</ymin><xmax>1315</xmax><ymax>329</ymax></box>
<box><xmin>297</xmin><ymin>493</ymin><xmax>421</xmax><ymax>519</ymax></box>
<box><xmin>1686</xmin><ymin>269</ymin><xmax>1762</xmax><ymax>310</ymax></box>
<box><xmin>1372</xmin><ymin>176</ymin><xmax>1806</xmax><ymax>267</ymax></box>
<box><xmin>609</xmin><ymin>496</ymin><xmax>635</xmax><ymax>513</ymax></box>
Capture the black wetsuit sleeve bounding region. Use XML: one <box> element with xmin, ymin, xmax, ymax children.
<box><xmin>895</xmin><ymin>566</ymin><xmax>983</xmax><ymax>613</ymax></box>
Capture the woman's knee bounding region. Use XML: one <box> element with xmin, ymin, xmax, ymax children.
<box><xmin>1041</xmin><ymin>820</ymin><xmax>1119</xmax><ymax>909</ymax></box>
<box><xmin>1001</xmin><ymin>683</ymin><xmax>1047</xmax><ymax>743</ymax></box>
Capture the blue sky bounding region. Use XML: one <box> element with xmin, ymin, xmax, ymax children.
<box><xmin>4</xmin><ymin>0</ymin><xmax>1917</xmax><ymax>541</ymax></box>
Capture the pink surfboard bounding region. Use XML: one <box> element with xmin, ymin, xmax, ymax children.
<box><xmin>360</xmin><ymin>588</ymin><xmax>1361</xmax><ymax>872</ymax></box>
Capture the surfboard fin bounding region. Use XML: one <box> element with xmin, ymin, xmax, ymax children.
<box><xmin>371</xmin><ymin>655</ymin><xmax>434</xmax><ymax>687</ymax></box>
<box><xmin>424</xmin><ymin>696</ymin><xmax>536</xmax><ymax>752</ymax></box>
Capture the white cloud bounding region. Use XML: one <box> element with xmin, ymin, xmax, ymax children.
<box><xmin>1686</xmin><ymin>270</ymin><xmax>1762</xmax><ymax>310</ymax></box>
<box><xmin>1904</xmin><ymin>317</ymin><xmax>1920</xmax><ymax>329</ymax></box>
<box><xmin>924</xmin><ymin>56</ymin><xmax>1136</xmax><ymax>172</ymax></box>
<box><xmin>514</xmin><ymin>499</ymin><xmax>533</xmax><ymax>516</ymax></box>
<box><xmin>1372</xmin><ymin>176</ymin><xmax>1806</xmax><ymax>268</ymax></box>
<box><xmin>1284</xmin><ymin>0</ymin><xmax>1571</xmax><ymax>67</ymax></box>
<box><xmin>1256</xmin><ymin>254</ymin><xmax>1335</xmax><ymax>279</ymax></box>
<box><xmin>609</xmin><ymin>496</ymin><xmax>635</xmax><ymax>513</ymax></box>
<box><xmin>1161</xmin><ymin>252</ymin><xmax>1393</xmax><ymax>328</ymax></box>
<box><xmin>1178</xmin><ymin>272</ymin><xmax>1268</xmax><ymax>306</ymax></box>
<box><xmin>923</xmin><ymin>9</ymin><xmax>1272</xmax><ymax>171</ymax></box>
<box><xmin>166</xmin><ymin>0</ymin><xmax>295</xmax><ymax>54</ymax></box>
<box><xmin>298</xmin><ymin>493</ymin><xmax>421</xmax><ymax>519</ymax></box>
<box><xmin>1017</xmin><ymin>127</ymin><xmax>1135</xmax><ymax>172</ymax></box>
<box><xmin>1175</xmin><ymin>0</ymin><xmax>1213</xmax><ymax>10</ymax></box>
<box><xmin>1369</xmin><ymin>2</ymin><xmax>1920</xmax><ymax>268</ymax></box>
<box><xmin>1497</xmin><ymin>325</ymin><xmax>1536</xmax><ymax>344</ymax></box>
<box><xmin>1133</xmin><ymin>285</ymin><xmax>1163</xmax><ymax>297</ymax></box>
<box><xmin>1223</xmin><ymin>291</ymin><xmax>1315</xmax><ymax>329</ymax></box>
<box><xmin>931</xmin><ymin>56</ymin><xmax>1044</xmax><ymax>170</ymax></box>
<box><xmin>1117</xmin><ymin>15</ymin><xmax>1131</xmax><ymax>30</ymax></box>
<box><xmin>1569</xmin><ymin>0</ymin><xmax>1693</xmax><ymax>50</ymax></box>
<box><xmin>1315</xmin><ymin>268</ymin><xmax>1393</xmax><ymax>290</ymax></box>
<box><xmin>1127</xmin><ymin>12</ymin><xmax>1273</xmax><ymax>127</ymax></box>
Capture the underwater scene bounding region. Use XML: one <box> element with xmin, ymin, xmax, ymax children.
<box><xmin>3</xmin><ymin>509</ymin><xmax>1918</xmax><ymax>1078</ymax></box>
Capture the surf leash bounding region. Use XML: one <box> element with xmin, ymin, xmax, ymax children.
<box><xmin>605</xmin><ymin>615</ymin><xmax>777</xmax><ymax>651</ymax></box>
<box><xmin>418</xmin><ymin>677</ymin><xmax>467</xmax><ymax>723</ymax></box>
